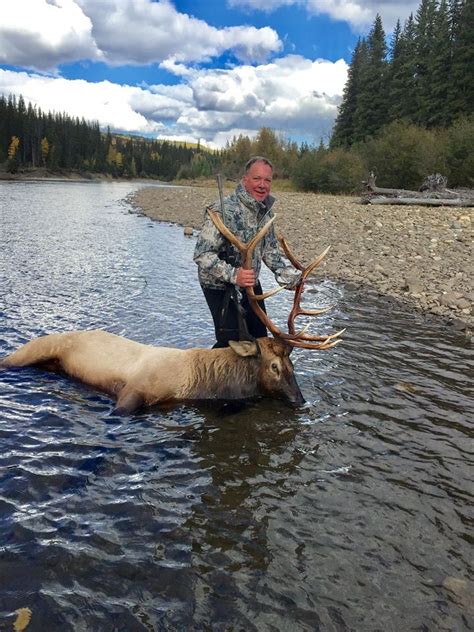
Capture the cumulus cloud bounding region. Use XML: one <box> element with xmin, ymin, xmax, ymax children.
<box><xmin>229</xmin><ymin>0</ymin><xmax>419</xmax><ymax>31</ymax></box>
<box><xmin>0</xmin><ymin>53</ymin><xmax>347</xmax><ymax>147</ymax></box>
<box><xmin>77</xmin><ymin>0</ymin><xmax>282</xmax><ymax>65</ymax></box>
<box><xmin>180</xmin><ymin>55</ymin><xmax>348</xmax><ymax>145</ymax></box>
<box><xmin>0</xmin><ymin>0</ymin><xmax>281</xmax><ymax>71</ymax></box>
<box><xmin>0</xmin><ymin>0</ymin><xmax>100</xmax><ymax>69</ymax></box>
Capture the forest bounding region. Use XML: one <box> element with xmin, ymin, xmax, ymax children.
<box><xmin>0</xmin><ymin>0</ymin><xmax>472</xmax><ymax>192</ymax></box>
<box><xmin>0</xmin><ymin>93</ymin><xmax>219</xmax><ymax>180</ymax></box>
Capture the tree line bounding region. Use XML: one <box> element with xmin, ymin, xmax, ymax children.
<box><xmin>331</xmin><ymin>0</ymin><xmax>473</xmax><ymax>147</ymax></box>
<box><xmin>0</xmin><ymin>94</ymin><xmax>217</xmax><ymax>179</ymax></box>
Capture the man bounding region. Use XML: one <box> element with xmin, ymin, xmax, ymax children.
<box><xmin>193</xmin><ymin>156</ymin><xmax>301</xmax><ymax>347</ymax></box>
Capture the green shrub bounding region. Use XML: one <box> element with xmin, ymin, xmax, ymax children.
<box><xmin>292</xmin><ymin>147</ymin><xmax>366</xmax><ymax>193</ymax></box>
<box><xmin>443</xmin><ymin>115</ymin><xmax>474</xmax><ymax>187</ymax></box>
<box><xmin>357</xmin><ymin>121</ymin><xmax>444</xmax><ymax>189</ymax></box>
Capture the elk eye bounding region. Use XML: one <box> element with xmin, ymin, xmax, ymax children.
<box><xmin>271</xmin><ymin>362</ymin><xmax>279</xmax><ymax>374</ymax></box>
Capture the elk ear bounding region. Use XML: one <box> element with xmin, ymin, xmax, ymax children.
<box><xmin>228</xmin><ymin>340</ymin><xmax>259</xmax><ymax>357</ymax></box>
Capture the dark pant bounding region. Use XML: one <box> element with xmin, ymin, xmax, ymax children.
<box><xmin>202</xmin><ymin>283</ymin><xmax>268</xmax><ymax>348</ymax></box>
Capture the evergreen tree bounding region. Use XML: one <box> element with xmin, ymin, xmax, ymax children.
<box><xmin>450</xmin><ymin>0</ymin><xmax>474</xmax><ymax>119</ymax></box>
<box><xmin>388</xmin><ymin>15</ymin><xmax>418</xmax><ymax>123</ymax></box>
<box><xmin>331</xmin><ymin>39</ymin><xmax>369</xmax><ymax>147</ymax></box>
<box><xmin>429</xmin><ymin>0</ymin><xmax>452</xmax><ymax>126</ymax></box>
<box><xmin>352</xmin><ymin>14</ymin><xmax>388</xmax><ymax>142</ymax></box>
<box><xmin>413</xmin><ymin>0</ymin><xmax>438</xmax><ymax>125</ymax></box>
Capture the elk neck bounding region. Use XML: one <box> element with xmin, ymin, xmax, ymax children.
<box><xmin>185</xmin><ymin>347</ymin><xmax>260</xmax><ymax>400</ymax></box>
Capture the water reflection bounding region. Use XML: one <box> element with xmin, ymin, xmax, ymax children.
<box><xmin>0</xmin><ymin>181</ymin><xmax>473</xmax><ymax>631</ymax></box>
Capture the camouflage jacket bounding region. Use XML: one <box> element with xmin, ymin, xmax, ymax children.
<box><xmin>193</xmin><ymin>183</ymin><xmax>301</xmax><ymax>290</ymax></box>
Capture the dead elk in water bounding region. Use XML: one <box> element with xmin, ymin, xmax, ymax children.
<box><xmin>1</xmin><ymin>219</ymin><xmax>343</xmax><ymax>413</ymax></box>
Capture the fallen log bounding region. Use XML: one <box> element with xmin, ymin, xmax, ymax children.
<box><xmin>361</xmin><ymin>172</ymin><xmax>473</xmax><ymax>206</ymax></box>
<box><xmin>365</xmin><ymin>186</ymin><xmax>461</xmax><ymax>199</ymax></box>
<box><xmin>364</xmin><ymin>196</ymin><xmax>474</xmax><ymax>207</ymax></box>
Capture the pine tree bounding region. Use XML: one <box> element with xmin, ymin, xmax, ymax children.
<box><xmin>388</xmin><ymin>15</ymin><xmax>418</xmax><ymax>123</ymax></box>
<box><xmin>330</xmin><ymin>39</ymin><xmax>369</xmax><ymax>147</ymax></box>
<box><xmin>413</xmin><ymin>0</ymin><xmax>438</xmax><ymax>125</ymax></box>
<box><xmin>429</xmin><ymin>0</ymin><xmax>453</xmax><ymax>126</ymax></box>
<box><xmin>450</xmin><ymin>0</ymin><xmax>474</xmax><ymax>119</ymax></box>
<box><xmin>352</xmin><ymin>14</ymin><xmax>388</xmax><ymax>141</ymax></box>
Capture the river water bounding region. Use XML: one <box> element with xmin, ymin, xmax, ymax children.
<box><xmin>0</xmin><ymin>181</ymin><xmax>472</xmax><ymax>631</ymax></box>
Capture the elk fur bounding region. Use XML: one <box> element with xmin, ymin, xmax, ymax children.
<box><xmin>0</xmin><ymin>329</ymin><xmax>304</xmax><ymax>413</ymax></box>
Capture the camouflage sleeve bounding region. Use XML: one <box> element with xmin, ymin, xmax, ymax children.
<box><xmin>262</xmin><ymin>223</ymin><xmax>302</xmax><ymax>288</ymax></box>
<box><xmin>193</xmin><ymin>210</ymin><xmax>238</xmax><ymax>285</ymax></box>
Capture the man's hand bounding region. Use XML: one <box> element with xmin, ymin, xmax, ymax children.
<box><xmin>235</xmin><ymin>267</ymin><xmax>256</xmax><ymax>288</ymax></box>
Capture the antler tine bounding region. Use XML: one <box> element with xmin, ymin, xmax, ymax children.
<box><xmin>278</xmin><ymin>235</ymin><xmax>330</xmax><ymax>281</ymax></box>
<box><xmin>298</xmin><ymin>306</ymin><xmax>332</xmax><ymax>316</ymax></box>
<box><xmin>301</xmin><ymin>246</ymin><xmax>331</xmax><ymax>282</ymax></box>
<box><xmin>246</xmin><ymin>217</ymin><xmax>277</xmax><ymax>261</ymax></box>
<box><xmin>289</xmin><ymin>327</ymin><xmax>346</xmax><ymax>343</ymax></box>
<box><xmin>278</xmin><ymin>233</ymin><xmax>304</xmax><ymax>270</ymax></box>
<box><xmin>207</xmin><ymin>208</ymin><xmax>246</xmax><ymax>253</ymax></box>
<box><xmin>289</xmin><ymin>338</ymin><xmax>342</xmax><ymax>350</ymax></box>
<box><xmin>254</xmin><ymin>285</ymin><xmax>287</xmax><ymax>301</ymax></box>
<box><xmin>285</xmin><ymin>243</ymin><xmax>332</xmax><ymax>336</ymax></box>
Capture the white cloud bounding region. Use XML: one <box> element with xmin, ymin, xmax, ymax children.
<box><xmin>0</xmin><ymin>69</ymin><xmax>180</xmax><ymax>133</ymax></box>
<box><xmin>0</xmin><ymin>0</ymin><xmax>101</xmax><ymax>69</ymax></box>
<box><xmin>229</xmin><ymin>0</ymin><xmax>419</xmax><ymax>31</ymax></box>
<box><xmin>0</xmin><ymin>0</ymin><xmax>281</xmax><ymax>71</ymax></box>
<box><xmin>0</xmin><ymin>53</ymin><xmax>347</xmax><ymax>147</ymax></box>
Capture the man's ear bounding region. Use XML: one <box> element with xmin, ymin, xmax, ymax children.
<box><xmin>228</xmin><ymin>340</ymin><xmax>259</xmax><ymax>357</ymax></box>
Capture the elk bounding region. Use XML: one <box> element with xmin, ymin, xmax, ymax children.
<box><xmin>0</xmin><ymin>215</ymin><xmax>343</xmax><ymax>414</ymax></box>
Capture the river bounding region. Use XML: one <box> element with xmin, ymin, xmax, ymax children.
<box><xmin>0</xmin><ymin>181</ymin><xmax>472</xmax><ymax>631</ymax></box>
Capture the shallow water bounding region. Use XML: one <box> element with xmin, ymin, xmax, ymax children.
<box><xmin>0</xmin><ymin>181</ymin><xmax>472</xmax><ymax>631</ymax></box>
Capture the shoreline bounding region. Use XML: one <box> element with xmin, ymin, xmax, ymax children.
<box><xmin>130</xmin><ymin>185</ymin><xmax>473</xmax><ymax>333</ymax></box>
<box><xmin>0</xmin><ymin>167</ymin><xmax>165</xmax><ymax>185</ymax></box>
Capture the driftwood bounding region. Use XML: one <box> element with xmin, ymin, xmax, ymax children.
<box><xmin>361</xmin><ymin>172</ymin><xmax>474</xmax><ymax>207</ymax></box>
<box><xmin>364</xmin><ymin>196</ymin><xmax>474</xmax><ymax>207</ymax></box>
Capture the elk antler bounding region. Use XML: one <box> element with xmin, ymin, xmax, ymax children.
<box><xmin>207</xmin><ymin>208</ymin><xmax>344</xmax><ymax>350</ymax></box>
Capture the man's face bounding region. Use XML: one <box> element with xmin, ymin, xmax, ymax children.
<box><xmin>242</xmin><ymin>161</ymin><xmax>273</xmax><ymax>202</ymax></box>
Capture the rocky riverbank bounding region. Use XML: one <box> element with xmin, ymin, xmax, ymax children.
<box><xmin>131</xmin><ymin>185</ymin><xmax>473</xmax><ymax>332</ymax></box>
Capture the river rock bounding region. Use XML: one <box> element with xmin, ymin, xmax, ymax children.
<box><xmin>403</xmin><ymin>276</ymin><xmax>424</xmax><ymax>294</ymax></box>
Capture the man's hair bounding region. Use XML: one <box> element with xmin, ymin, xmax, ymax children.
<box><xmin>244</xmin><ymin>156</ymin><xmax>273</xmax><ymax>174</ymax></box>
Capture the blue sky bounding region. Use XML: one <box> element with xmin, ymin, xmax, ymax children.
<box><xmin>0</xmin><ymin>0</ymin><xmax>419</xmax><ymax>148</ymax></box>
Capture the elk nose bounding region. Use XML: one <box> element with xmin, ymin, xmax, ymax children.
<box><xmin>287</xmin><ymin>388</ymin><xmax>305</xmax><ymax>407</ymax></box>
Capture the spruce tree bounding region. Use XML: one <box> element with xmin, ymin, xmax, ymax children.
<box><xmin>330</xmin><ymin>39</ymin><xmax>369</xmax><ymax>147</ymax></box>
<box><xmin>352</xmin><ymin>14</ymin><xmax>388</xmax><ymax>142</ymax></box>
<box><xmin>413</xmin><ymin>0</ymin><xmax>438</xmax><ymax>125</ymax></box>
<box><xmin>450</xmin><ymin>0</ymin><xmax>474</xmax><ymax>119</ymax></box>
<box><xmin>388</xmin><ymin>15</ymin><xmax>418</xmax><ymax>123</ymax></box>
<box><xmin>429</xmin><ymin>0</ymin><xmax>453</xmax><ymax>126</ymax></box>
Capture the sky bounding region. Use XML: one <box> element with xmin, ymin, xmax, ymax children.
<box><xmin>0</xmin><ymin>0</ymin><xmax>420</xmax><ymax>149</ymax></box>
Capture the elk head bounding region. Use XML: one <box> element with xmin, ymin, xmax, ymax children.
<box><xmin>255</xmin><ymin>337</ymin><xmax>305</xmax><ymax>405</ymax></box>
<box><xmin>228</xmin><ymin>337</ymin><xmax>304</xmax><ymax>405</ymax></box>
